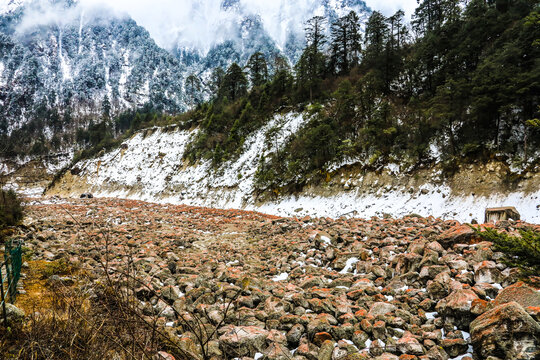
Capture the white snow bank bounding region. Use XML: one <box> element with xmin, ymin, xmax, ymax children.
<box><xmin>254</xmin><ymin>186</ymin><xmax>540</xmax><ymax>224</ymax></box>
<box><xmin>339</xmin><ymin>257</ymin><xmax>359</xmax><ymax>274</ymax></box>
<box><xmin>80</xmin><ymin>113</ymin><xmax>308</xmax><ymax>210</ymax></box>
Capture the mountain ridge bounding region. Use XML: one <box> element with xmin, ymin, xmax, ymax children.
<box><xmin>0</xmin><ymin>0</ymin><xmax>371</xmax><ymax>154</ymax></box>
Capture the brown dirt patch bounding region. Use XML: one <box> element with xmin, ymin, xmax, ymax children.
<box><xmin>15</xmin><ymin>260</ymin><xmax>53</xmax><ymax>315</ymax></box>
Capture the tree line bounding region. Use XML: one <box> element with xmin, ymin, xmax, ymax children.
<box><xmin>183</xmin><ymin>0</ymin><xmax>538</xmax><ymax>194</ymax></box>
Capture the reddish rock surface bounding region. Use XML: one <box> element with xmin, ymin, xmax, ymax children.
<box><xmin>438</xmin><ymin>225</ymin><xmax>475</xmax><ymax>249</ymax></box>
<box><xmin>494</xmin><ymin>281</ymin><xmax>540</xmax><ymax>308</ymax></box>
<box><xmin>14</xmin><ymin>197</ymin><xmax>540</xmax><ymax>360</ymax></box>
<box><xmin>470</xmin><ymin>301</ymin><xmax>540</xmax><ymax>360</ymax></box>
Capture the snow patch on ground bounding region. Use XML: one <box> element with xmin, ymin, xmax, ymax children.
<box><xmin>326</xmin><ymin>157</ymin><xmax>361</xmax><ymax>172</ymax></box>
<box><xmin>272</xmin><ymin>273</ymin><xmax>289</xmax><ymax>282</ymax></box>
<box><xmin>339</xmin><ymin>257</ymin><xmax>359</xmax><ymax>274</ymax></box>
<box><xmin>425</xmin><ymin>312</ymin><xmax>437</xmax><ymax>320</ymax></box>
<box><xmin>5</xmin><ymin>184</ymin><xmax>44</xmax><ymax>197</ymax></box>
<box><xmin>320</xmin><ymin>235</ymin><xmax>332</xmax><ymax>246</ymax></box>
<box><xmin>255</xmin><ymin>187</ymin><xmax>540</xmax><ymax>224</ymax></box>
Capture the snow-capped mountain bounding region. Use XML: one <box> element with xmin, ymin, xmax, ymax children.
<box><xmin>0</xmin><ymin>1</ymin><xmax>187</xmax><ymax>136</ymax></box>
<box><xmin>0</xmin><ymin>0</ymin><xmax>370</xmax><ymax>147</ymax></box>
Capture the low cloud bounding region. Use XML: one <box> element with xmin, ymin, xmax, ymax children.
<box><xmin>17</xmin><ymin>1</ymin><xmax>80</xmax><ymax>33</ymax></box>
<box><xmin>362</xmin><ymin>0</ymin><xmax>418</xmax><ymax>20</ymax></box>
<box><xmin>14</xmin><ymin>0</ymin><xmax>419</xmax><ymax>52</ymax></box>
<box><xmin>77</xmin><ymin>0</ymin><xmax>235</xmax><ymax>52</ymax></box>
<box><xmin>75</xmin><ymin>0</ymin><xmax>336</xmax><ymax>51</ymax></box>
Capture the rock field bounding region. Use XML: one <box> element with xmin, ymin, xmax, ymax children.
<box><xmin>15</xmin><ymin>197</ymin><xmax>540</xmax><ymax>360</ymax></box>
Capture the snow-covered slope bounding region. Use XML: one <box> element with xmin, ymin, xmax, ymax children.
<box><xmin>48</xmin><ymin>112</ymin><xmax>540</xmax><ymax>224</ymax></box>
<box><xmin>0</xmin><ymin>1</ymin><xmax>185</xmax><ymax>134</ymax></box>
<box><xmin>0</xmin><ymin>0</ymin><xmax>28</xmax><ymax>15</ymax></box>
<box><xmin>60</xmin><ymin>112</ymin><xmax>307</xmax><ymax>208</ymax></box>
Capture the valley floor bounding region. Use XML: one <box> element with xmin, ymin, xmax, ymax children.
<box><xmin>7</xmin><ymin>197</ymin><xmax>540</xmax><ymax>359</ymax></box>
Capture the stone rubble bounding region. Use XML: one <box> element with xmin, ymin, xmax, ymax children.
<box><xmin>15</xmin><ymin>197</ymin><xmax>540</xmax><ymax>360</ymax></box>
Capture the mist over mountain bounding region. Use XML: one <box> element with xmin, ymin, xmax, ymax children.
<box><xmin>0</xmin><ymin>0</ymin><xmax>185</xmax><ymax>141</ymax></box>
<box><xmin>0</xmin><ymin>0</ymin><xmax>371</xmax><ymax>155</ymax></box>
<box><xmin>2</xmin><ymin>0</ymin><xmax>372</xmax><ymax>70</ymax></box>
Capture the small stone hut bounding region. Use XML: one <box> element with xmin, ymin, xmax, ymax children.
<box><xmin>485</xmin><ymin>207</ymin><xmax>521</xmax><ymax>223</ymax></box>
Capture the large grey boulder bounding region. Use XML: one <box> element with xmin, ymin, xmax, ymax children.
<box><xmin>438</xmin><ymin>225</ymin><xmax>474</xmax><ymax>249</ymax></box>
<box><xmin>4</xmin><ymin>303</ymin><xmax>25</xmax><ymax>323</ymax></box>
<box><xmin>397</xmin><ymin>331</ymin><xmax>424</xmax><ymax>355</ymax></box>
<box><xmin>494</xmin><ymin>281</ymin><xmax>540</xmax><ymax>308</ymax></box>
<box><xmin>368</xmin><ymin>302</ymin><xmax>397</xmax><ymax>317</ymax></box>
<box><xmin>473</xmin><ymin>261</ymin><xmax>503</xmax><ymax>284</ymax></box>
<box><xmin>470</xmin><ymin>301</ymin><xmax>540</xmax><ymax>360</ymax></box>
<box><xmin>435</xmin><ymin>289</ymin><xmax>479</xmax><ymax>328</ymax></box>
<box><xmin>218</xmin><ymin>325</ymin><xmax>269</xmax><ymax>358</ymax></box>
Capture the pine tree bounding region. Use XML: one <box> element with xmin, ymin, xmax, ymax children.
<box><xmin>209</xmin><ymin>67</ymin><xmax>225</xmax><ymax>98</ymax></box>
<box><xmin>330</xmin><ymin>11</ymin><xmax>363</xmax><ymax>75</ymax></box>
<box><xmin>473</xmin><ymin>226</ymin><xmax>540</xmax><ymax>279</ymax></box>
<box><xmin>412</xmin><ymin>0</ymin><xmax>461</xmax><ymax>35</ymax></box>
<box><xmin>296</xmin><ymin>16</ymin><xmax>329</xmax><ymax>102</ymax></box>
<box><xmin>346</xmin><ymin>11</ymin><xmax>363</xmax><ymax>69</ymax></box>
<box><xmin>305</xmin><ymin>16</ymin><xmax>327</xmax><ymax>53</ymax></box>
<box><xmin>269</xmin><ymin>54</ymin><xmax>293</xmax><ymax>97</ymax></box>
<box><xmin>295</xmin><ymin>46</ymin><xmax>326</xmax><ymax>102</ymax></box>
<box><xmin>412</xmin><ymin>0</ymin><xmax>462</xmax><ymax>94</ymax></box>
<box><xmin>102</xmin><ymin>94</ymin><xmax>111</xmax><ymax>120</ymax></box>
<box><xmin>272</xmin><ymin>54</ymin><xmax>290</xmax><ymax>73</ymax></box>
<box><xmin>185</xmin><ymin>73</ymin><xmax>202</xmax><ymax>107</ymax></box>
<box><xmin>330</xmin><ymin>16</ymin><xmax>350</xmax><ymax>74</ymax></box>
<box><xmin>428</xmin><ymin>78</ymin><xmax>469</xmax><ymax>156</ymax></box>
<box><xmin>384</xmin><ymin>10</ymin><xmax>408</xmax><ymax>92</ymax></box>
<box><xmin>364</xmin><ymin>11</ymin><xmax>389</xmax><ymax>66</ymax></box>
<box><xmin>363</xmin><ymin>11</ymin><xmax>390</xmax><ymax>92</ymax></box>
<box><xmin>220</xmin><ymin>63</ymin><xmax>248</xmax><ymax>101</ymax></box>
<box><xmin>246</xmin><ymin>52</ymin><xmax>268</xmax><ymax>88</ymax></box>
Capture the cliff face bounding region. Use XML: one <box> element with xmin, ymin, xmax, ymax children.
<box><xmin>45</xmin><ymin>112</ymin><xmax>540</xmax><ymax>223</ymax></box>
<box><xmin>0</xmin><ymin>5</ymin><xmax>185</xmax><ymax>132</ymax></box>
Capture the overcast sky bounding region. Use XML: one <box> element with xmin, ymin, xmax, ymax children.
<box><xmin>365</xmin><ymin>0</ymin><xmax>418</xmax><ymax>19</ymax></box>
<box><xmin>12</xmin><ymin>0</ymin><xmax>419</xmax><ymax>51</ymax></box>
<box><xmin>76</xmin><ymin>0</ymin><xmax>419</xmax><ymax>20</ymax></box>
<box><xmin>75</xmin><ymin>0</ymin><xmax>418</xmax><ymax>48</ymax></box>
